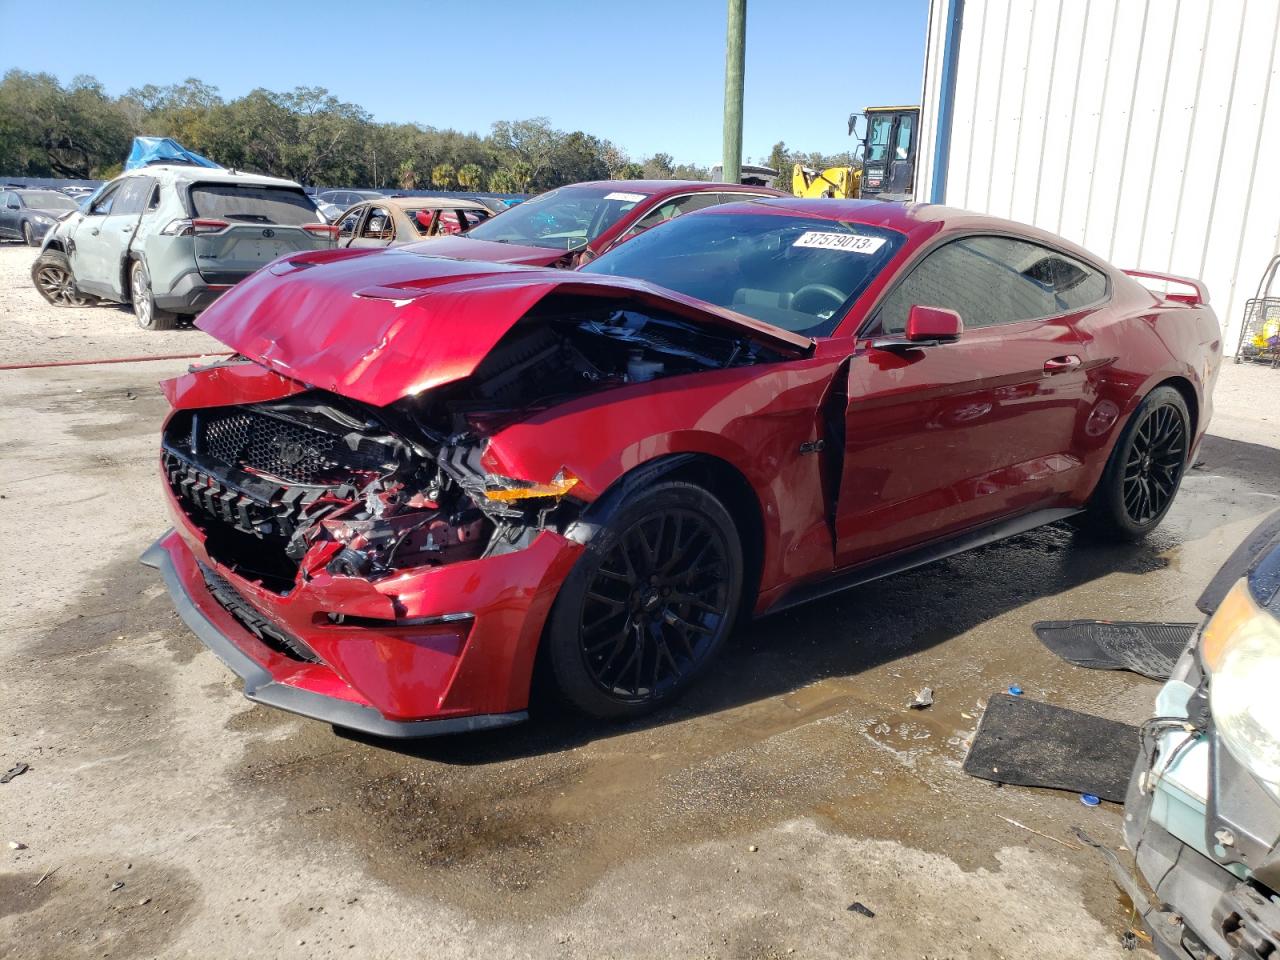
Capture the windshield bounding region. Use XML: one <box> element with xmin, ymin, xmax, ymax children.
<box><xmin>465</xmin><ymin>185</ymin><xmax>647</xmax><ymax>250</ymax></box>
<box><xmin>581</xmin><ymin>209</ymin><xmax>906</xmax><ymax>337</ymax></box>
<box><xmin>20</xmin><ymin>191</ymin><xmax>77</xmax><ymax>211</ymax></box>
<box><xmin>866</xmin><ymin>115</ymin><xmax>893</xmax><ymax>164</ymax></box>
<box><xmin>189</xmin><ymin>184</ymin><xmax>321</xmax><ymax>226</ymax></box>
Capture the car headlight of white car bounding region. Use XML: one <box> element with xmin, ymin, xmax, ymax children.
<box><xmin>1203</xmin><ymin>578</ymin><xmax>1280</xmax><ymax>795</ymax></box>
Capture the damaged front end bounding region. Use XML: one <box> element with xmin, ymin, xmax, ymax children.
<box><xmin>163</xmin><ymin>298</ymin><xmax>773</xmax><ymax>591</ymax></box>
<box><xmin>151</xmin><ymin>295</ymin><xmax>785</xmax><ymax>733</ymax></box>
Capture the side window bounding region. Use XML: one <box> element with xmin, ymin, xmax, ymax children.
<box><xmin>113</xmin><ymin>178</ymin><xmax>154</xmax><ymax>217</ymax></box>
<box><xmin>875</xmin><ymin>235</ymin><xmax>1073</xmax><ymax>333</ymax></box>
<box><xmin>88</xmin><ymin>182</ymin><xmax>123</xmax><ymax>217</ymax></box>
<box><xmin>0</xmin><ymin>191</ymin><xmax>13</xmax><ymax>209</ymax></box>
<box><xmin>436</xmin><ymin>211</ymin><xmax>466</xmax><ymax>235</ymax></box>
<box><xmin>338</xmin><ymin>205</ymin><xmax>364</xmax><ymax>239</ymax></box>
<box><xmin>1020</xmin><ymin>249</ymin><xmax>1108</xmax><ymax>311</ymax></box>
<box><xmin>894</xmin><ymin>115</ymin><xmax>915</xmax><ymax>160</ymax></box>
<box><xmin>360</xmin><ymin>207</ymin><xmax>393</xmax><ymax>240</ymax></box>
<box><xmin>866</xmin><ymin>115</ymin><xmax>893</xmax><ymax>163</ymax></box>
<box><xmin>620</xmin><ymin>193</ymin><xmax>722</xmax><ymax>241</ymax></box>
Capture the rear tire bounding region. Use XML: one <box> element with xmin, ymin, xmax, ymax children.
<box><xmin>1080</xmin><ymin>385</ymin><xmax>1190</xmax><ymax>541</ymax></box>
<box><xmin>130</xmin><ymin>259</ymin><xmax>177</xmax><ymax>331</ymax></box>
<box><xmin>31</xmin><ymin>249</ymin><xmax>96</xmax><ymax>306</ymax></box>
<box><xmin>544</xmin><ymin>481</ymin><xmax>743</xmax><ymax>719</ymax></box>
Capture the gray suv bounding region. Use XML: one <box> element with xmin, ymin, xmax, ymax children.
<box><xmin>33</xmin><ymin>166</ymin><xmax>336</xmax><ymax>329</ymax></box>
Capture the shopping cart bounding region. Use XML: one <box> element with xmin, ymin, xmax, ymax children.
<box><xmin>1236</xmin><ymin>254</ymin><xmax>1280</xmax><ymax>366</ymax></box>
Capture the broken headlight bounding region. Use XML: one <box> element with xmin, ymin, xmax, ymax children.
<box><xmin>1202</xmin><ymin>579</ymin><xmax>1280</xmax><ymax>796</ymax></box>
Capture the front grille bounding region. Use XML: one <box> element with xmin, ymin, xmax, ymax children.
<box><xmin>198</xmin><ymin>561</ymin><xmax>319</xmax><ymax>663</ymax></box>
<box><xmin>163</xmin><ymin>451</ymin><xmax>334</xmax><ymax>544</ymax></box>
<box><xmin>200</xmin><ymin>410</ymin><xmax>346</xmax><ymax>486</ymax></box>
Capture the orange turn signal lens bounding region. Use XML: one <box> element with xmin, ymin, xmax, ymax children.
<box><xmin>481</xmin><ymin>469</ymin><xmax>580</xmax><ymax>502</ymax></box>
<box><xmin>1201</xmin><ymin>579</ymin><xmax>1260</xmax><ymax>672</ymax></box>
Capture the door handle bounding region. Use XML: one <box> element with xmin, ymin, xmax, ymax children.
<box><xmin>1044</xmin><ymin>355</ymin><xmax>1082</xmax><ymax>373</ymax></box>
<box><xmin>120</xmin><ymin>224</ymin><xmax>132</xmax><ymax>231</ymax></box>
<box><xmin>90</xmin><ymin>228</ymin><xmax>100</xmax><ymax>236</ymax></box>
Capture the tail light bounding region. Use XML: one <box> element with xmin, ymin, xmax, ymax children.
<box><xmin>161</xmin><ymin>218</ymin><xmax>230</xmax><ymax>237</ymax></box>
<box><xmin>303</xmin><ymin>223</ymin><xmax>340</xmax><ymax>239</ymax></box>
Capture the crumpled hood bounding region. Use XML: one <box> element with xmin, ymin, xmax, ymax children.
<box><xmin>401</xmin><ymin>235</ymin><xmax>569</xmax><ymax>267</ymax></box>
<box><xmin>195</xmin><ymin>247</ymin><xmax>812</xmax><ymax>407</ymax></box>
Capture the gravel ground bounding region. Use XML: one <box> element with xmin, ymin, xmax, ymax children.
<box><xmin>1</xmin><ymin>241</ymin><xmax>1277</xmax><ymax>959</ymax></box>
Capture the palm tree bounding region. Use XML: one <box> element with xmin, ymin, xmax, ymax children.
<box><xmin>396</xmin><ymin>160</ymin><xmax>417</xmax><ymax>191</ymax></box>
<box><xmin>430</xmin><ymin>163</ymin><xmax>456</xmax><ymax>190</ymax></box>
<box><xmin>457</xmin><ymin>163</ymin><xmax>483</xmax><ymax>191</ymax></box>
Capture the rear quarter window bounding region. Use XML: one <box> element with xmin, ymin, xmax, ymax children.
<box><xmin>189</xmin><ymin>184</ymin><xmax>320</xmax><ymax>226</ymax></box>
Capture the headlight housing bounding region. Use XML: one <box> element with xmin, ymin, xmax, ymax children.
<box><xmin>32</xmin><ymin>214</ymin><xmax>52</xmax><ymax>225</ymax></box>
<box><xmin>1202</xmin><ymin>578</ymin><xmax>1280</xmax><ymax>793</ymax></box>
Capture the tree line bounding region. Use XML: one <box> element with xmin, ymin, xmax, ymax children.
<box><xmin>0</xmin><ymin>71</ymin><xmax>732</xmax><ymax>192</ymax></box>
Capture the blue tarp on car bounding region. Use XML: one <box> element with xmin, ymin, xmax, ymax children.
<box><xmin>124</xmin><ymin>137</ymin><xmax>222</xmax><ymax>171</ymax></box>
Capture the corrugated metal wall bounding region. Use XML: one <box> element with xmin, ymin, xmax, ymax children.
<box><xmin>918</xmin><ymin>0</ymin><xmax>1280</xmax><ymax>349</ymax></box>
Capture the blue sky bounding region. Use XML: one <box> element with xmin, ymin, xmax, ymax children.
<box><xmin>5</xmin><ymin>0</ymin><xmax>929</xmax><ymax>166</ymax></box>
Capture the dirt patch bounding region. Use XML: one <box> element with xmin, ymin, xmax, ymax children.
<box><xmin>0</xmin><ymin>859</ymin><xmax>199</xmax><ymax>960</ymax></box>
<box><xmin>0</xmin><ymin>245</ymin><xmax>221</xmax><ymax>367</ymax></box>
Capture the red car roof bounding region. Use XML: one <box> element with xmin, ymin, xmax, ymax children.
<box><xmin>566</xmin><ymin>179</ymin><xmax>785</xmax><ymax>197</ymax></box>
<box><xmin>707</xmin><ymin>197</ymin><xmax>1118</xmax><ymax>268</ymax></box>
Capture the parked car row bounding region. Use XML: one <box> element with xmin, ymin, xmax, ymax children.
<box><xmin>28</xmin><ymin>172</ymin><xmax>781</xmax><ymax>327</ymax></box>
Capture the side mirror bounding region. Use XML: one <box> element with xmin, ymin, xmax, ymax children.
<box><xmin>873</xmin><ymin>305</ymin><xmax>963</xmax><ymax>351</ymax></box>
<box><xmin>906</xmin><ymin>305</ymin><xmax>963</xmax><ymax>343</ymax></box>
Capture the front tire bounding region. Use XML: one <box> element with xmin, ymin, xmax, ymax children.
<box><xmin>1081</xmin><ymin>385</ymin><xmax>1190</xmax><ymax>540</ymax></box>
<box><xmin>31</xmin><ymin>250</ymin><xmax>96</xmax><ymax>306</ymax></box>
<box><xmin>22</xmin><ymin>222</ymin><xmax>37</xmax><ymax>247</ymax></box>
<box><xmin>130</xmin><ymin>259</ymin><xmax>177</xmax><ymax>331</ymax></box>
<box><xmin>545</xmin><ymin>481</ymin><xmax>743</xmax><ymax>719</ymax></box>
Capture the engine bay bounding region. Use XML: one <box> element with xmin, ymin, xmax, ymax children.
<box><xmin>162</xmin><ymin>300</ymin><xmax>777</xmax><ymax>591</ymax></box>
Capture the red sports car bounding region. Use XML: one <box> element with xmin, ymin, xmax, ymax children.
<box><xmin>412</xmin><ymin>178</ymin><xmax>783</xmax><ymax>268</ymax></box>
<box><xmin>143</xmin><ymin>198</ymin><xmax>1222</xmax><ymax>737</ymax></box>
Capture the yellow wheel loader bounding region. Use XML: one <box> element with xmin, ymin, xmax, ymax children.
<box><xmin>792</xmin><ymin>105</ymin><xmax>920</xmax><ymax>201</ymax></box>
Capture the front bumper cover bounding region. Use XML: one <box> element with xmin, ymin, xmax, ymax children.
<box><xmin>142</xmin><ymin>512</ymin><xmax>583</xmax><ymax>738</ymax></box>
<box><xmin>142</xmin><ymin>536</ymin><xmax>528</xmax><ymax>738</ymax></box>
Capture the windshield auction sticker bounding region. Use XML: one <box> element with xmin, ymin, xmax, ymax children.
<box><xmin>603</xmin><ymin>192</ymin><xmax>647</xmax><ymax>202</ymax></box>
<box><xmin>793</xmin><ymin>232</ymin><xmax>886</xmax><ymax>254</ymax></box>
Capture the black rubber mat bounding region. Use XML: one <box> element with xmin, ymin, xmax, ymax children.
<box><xmin>962</xmin><ymin>694</ymin><xmax>1138</xmax><ymax>802</ymax></box>
<box><xmin>1032</xmin><ymin>620</ymin><xmax>1195</xmax><ymax>680</ymax></box>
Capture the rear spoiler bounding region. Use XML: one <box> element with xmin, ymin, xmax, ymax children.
<box><xmin>1122</xmin><ymin>269</ymin><xmax>1210</xmax><ymax>306</ymax></box>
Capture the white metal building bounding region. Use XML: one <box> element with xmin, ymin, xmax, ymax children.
<box><xmin>917</xmin><ymin>0</ymin><xmax>1280</xmax><ymax>349</ymax></box>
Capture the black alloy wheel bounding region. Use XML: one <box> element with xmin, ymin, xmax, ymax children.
<box><xmin>580</xmin><ymin>508</ymin><xmax>731</xmax><ymax>702</ymax></box>
<box><xmin>1081</xmin><ymin>385</ymin><xmax>1190</xmax><ymax>540</ymax></box>
<box><xmin>1121</xmin><ymin>401</ymin><xmax>1187</xmax><ymax>524</ymax></box>
<box><xmin>545</xmin><ymin>480</ymin><xmax>743</xmax><ymax>719</ymax></box>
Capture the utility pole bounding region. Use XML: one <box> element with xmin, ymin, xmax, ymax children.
<box><xmin>721</xmin><ymin>0</ymin><xmax>746</xmax><ymax>184</ymax></box>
